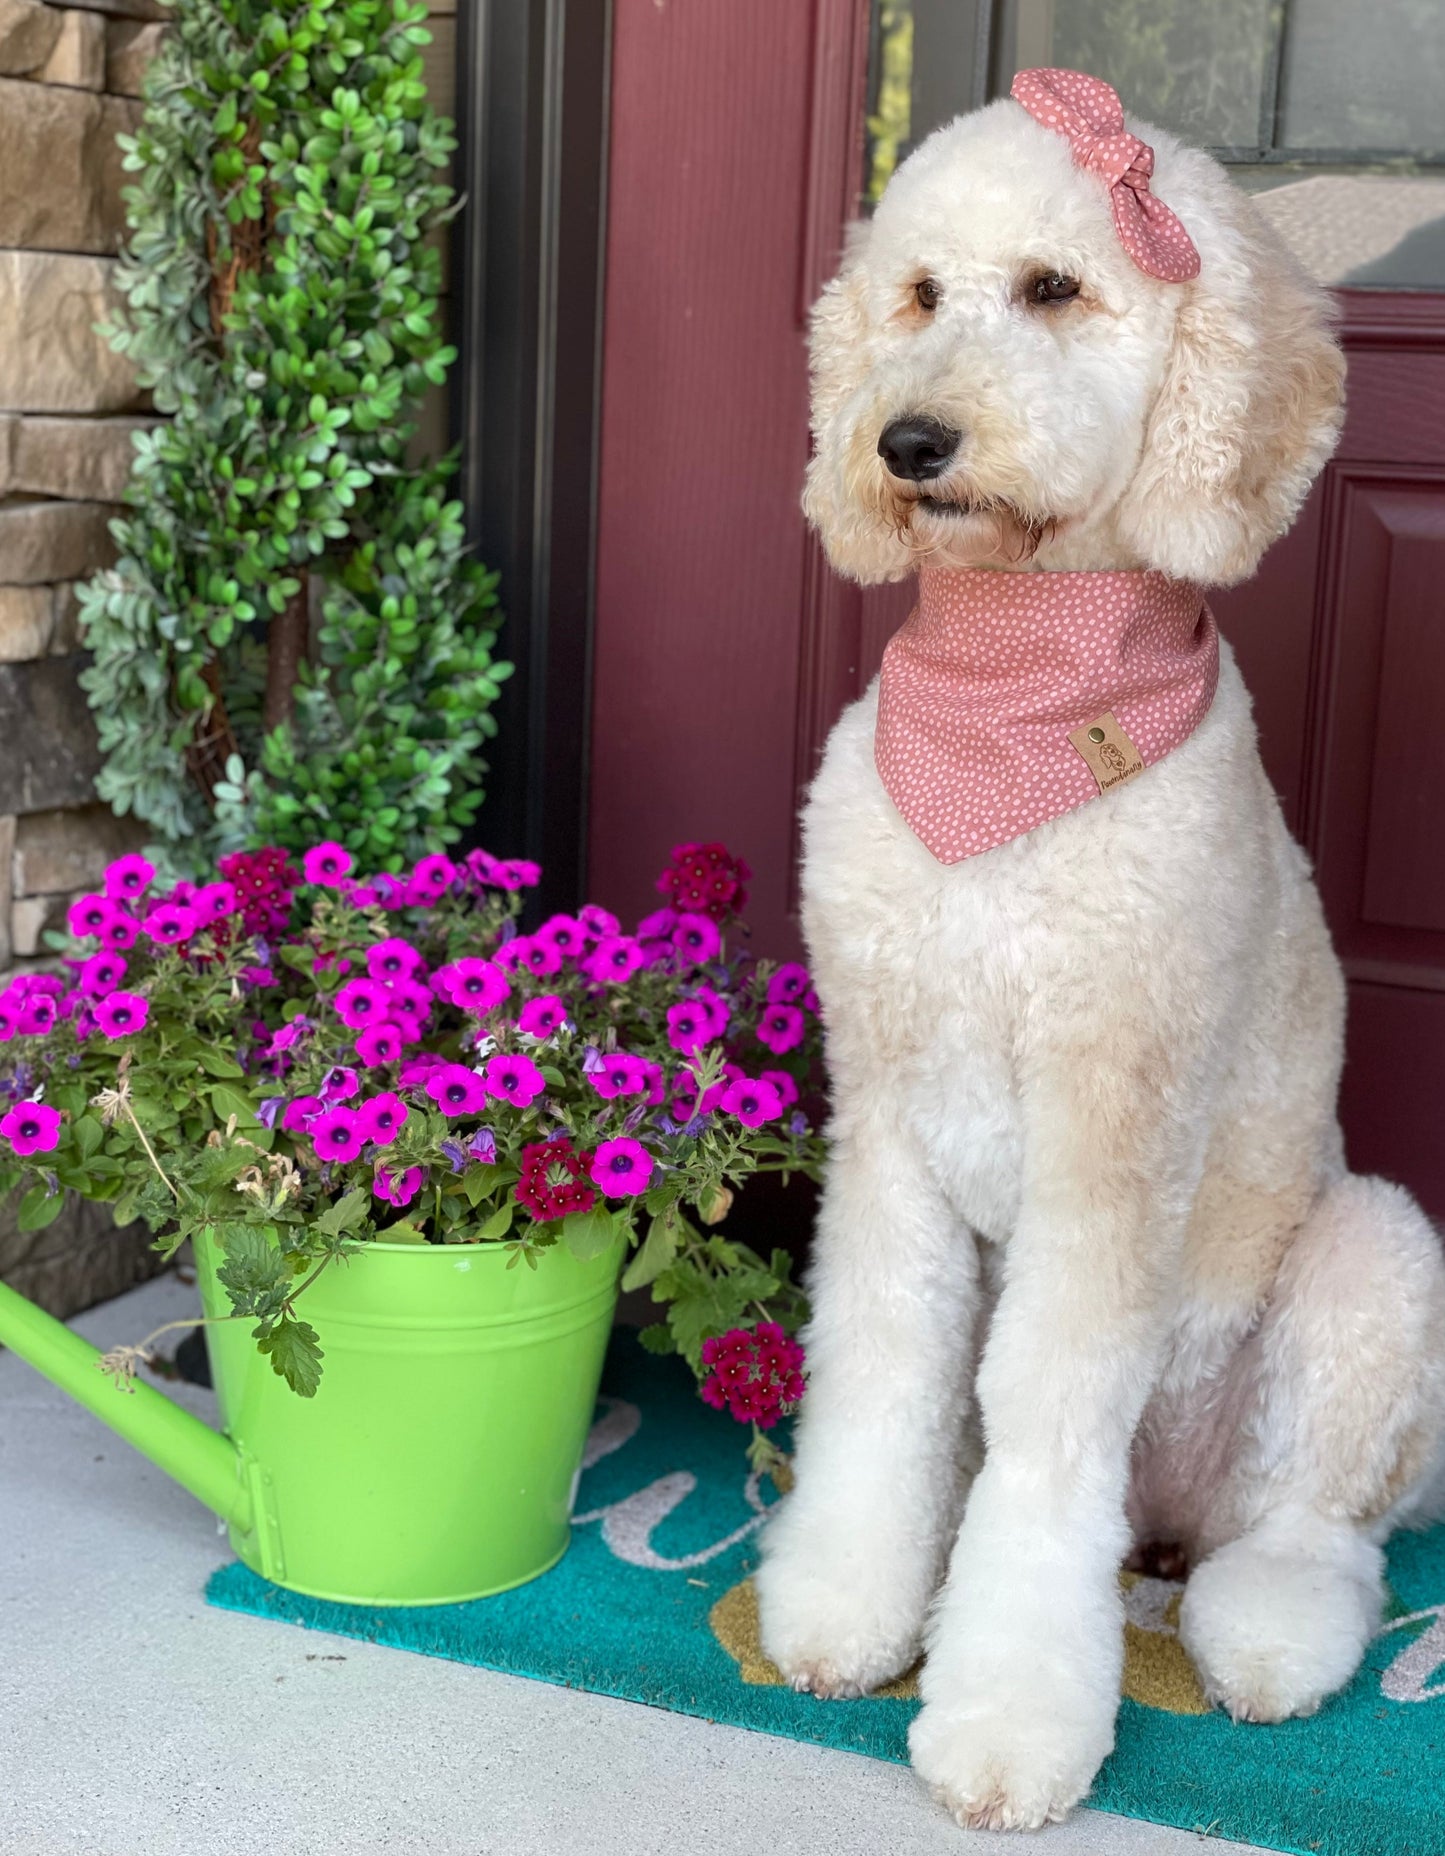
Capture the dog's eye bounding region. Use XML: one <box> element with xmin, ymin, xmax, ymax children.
<box><xmin>914</xmin><ymin>277</ymin><xmax>942</xmax><ymax>313</ymax></box>
<box><xmin>1031</xmin><ymin>272</ymin><xmax>1081</xmax><ymax>304</ymax></box>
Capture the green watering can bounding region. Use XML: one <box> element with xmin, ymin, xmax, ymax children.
<box><xmin>0</xmin><ymin>1229</ymin><xmax>624</xmax><ymax>1605</ymax></box>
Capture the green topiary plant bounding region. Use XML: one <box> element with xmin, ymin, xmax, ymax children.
<box><xmin>78</xmin><ymin>0</ymin><xmax>510</xmax><ymax>876</ymax></box>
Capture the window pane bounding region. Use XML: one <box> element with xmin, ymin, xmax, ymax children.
<box><xmin>1278</xmin><ymin>0</ymin><xmax>1445</xmax><ymax>152</ymax></box>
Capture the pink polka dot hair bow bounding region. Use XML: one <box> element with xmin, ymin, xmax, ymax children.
<box><xmin>1010</xmin><ymin>67</ymin><xmax>1200</xmax><ymax>282</ymax></box>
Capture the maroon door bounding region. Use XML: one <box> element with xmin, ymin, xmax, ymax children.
<box><xmin>588</xmin><ymin>3</ymin><xmax>1445</xmax><ymax>1215</ymax></box>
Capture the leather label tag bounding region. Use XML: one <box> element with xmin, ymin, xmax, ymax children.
<box><xmin>1068</xmin><ymin>710</ymin><xmax>1145</xmax><ymax>793</ymax></box>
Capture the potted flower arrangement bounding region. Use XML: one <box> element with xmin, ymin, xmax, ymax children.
<box><xmin>0</xmin><ymin>839</ymin><xmax>822</xmax><ymax>1603</ymax></box>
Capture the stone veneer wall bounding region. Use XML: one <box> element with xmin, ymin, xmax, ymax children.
<box><xmin>0</xmin><ymin>0</ymin><xmax>455</xmax><ymax>1316</ymax></box>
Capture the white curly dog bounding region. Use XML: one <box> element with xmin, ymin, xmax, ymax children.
<box><xmin>755</xmin><ymin>79</ymin><xmax>1445</xmax><ymax>1832</ymax></box>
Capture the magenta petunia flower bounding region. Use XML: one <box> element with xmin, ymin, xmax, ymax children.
<box><xmin>481</xmin><ymin>1052</ymin><xmax>547</xmax><ymax>1108</ymax></box>
<box><xmin>535</xmin><ymin>913</ymin><xmax>588</xmax><ymax>958</ymax></box>
<box><xmin>756</xmin><ymin>1003</ymin><xmax>805</xmax><ymax>1055</ymax></box>
<box><xmin>357</xmin><ymin>1091</ymin><xmax>408</xmax><ymax>1146</ymax></box>
<box><xmin>760</xmin><ymin>1069</ymin><xmax>799</xmax><ymax>1109</ymax></box>
<box><xmin>143</xmin><ymin>901</ymin><xmax>198</xmax><ymax>946</ymax></box>
<box><xmin>693</xmin><ymin>983</ymin><xmax>731</xmax><ymax>1037</ymax></box>
<box><xmin>433</xmin><ymin>958</ymin><xmax>511</xmax><ymax>1014</ymax></box>
<box><xmin>590</xmin><ymin>1137</ymin><xmax>654</xmax><ymax>1198</ymax></box>
<box><xmin>103</xmin><ymin>854</ymin><xmax>155</xmax><ymax>903</ymax></box>
<box><xmin>517</xmin><ymin>995</ymin><xmax>567</xmax><ymax>1039</ymax></box>
<box><xmin>666</xmin><ymin>999</ymin><xmax>712</xmax><ymax>1055</ymax></box>
<box><xmin>311</xmin><ymin>1107</ymin><xmax>365</xmax><ymax>1162</ymax></box>
<box><xmin>0</xmin><ymin>1101</ymin><xmax>62</xmax><ymax>1156</ymax></box>
<box><xmin>281</xmin><ymin>1095</ymin><xmax>325</xmax><ymax>1132</ymax></box>
<box><xmin>355</xmin><ymin>1022</ymin><xmax>403</xmax><ymax>1067</ymax></box>
<box><xmin>366</xmin><ymin>937</ymin><xmax>426</xmax><ymax>984</ymax></box>
<box><xmin>79</xmin><ymin>953</ymin><xmax>127</xmax><ymax>1000</ymax></box>
<box><xmin>766</xmin><ymin>962</ymin><xmax>812</xmax><ymax>1006</ymax></box>
<box><xmin>493</xmin><ymin>858</ymin><xmax>541</xmax><ymax>891</ymax></box>
<box><xmin>579</xmin><ymin>904</ymin><xmax>620</xmax><ymax>940</ymax></box>
<box><xmin>191</xmin><ymin>880</ymin><xmax>239</xmax><ymax>923</ymax></box>
<box><xmin>385</xmin><ymin>977</ymin><xmax>433</xmax><ymax>1025</ymax></box>
<box><xmin>97</xmin><ymin>908</ymin><xmax>140</xmax><ymax>951</ymax></box>
<box><xmin>409</xmin><ymin>853</ymin><xmax>457</xmax><ymax>898</ymax></box>
<box><xmin>303</xmin><ymin>842</ymin><xmax>354</xmax><ymax>887</ymax></box>
<box><xmin>426</xmin><ymin>1063</ymin><xmax>490</xmax><ymax>1116</ymax></box>
<box><xmin>374</xmin><ymin>1163</ymin><xmax>425</xmax><ymax>1207</ymax></box>
<box><xmin>720</xmin><ymin>1076</ymin><xmax>784</xmax><ymax>1128</ymax></box>
<box><xmin>585</xmin><ymin>936</ymin><xmax>647</xmax><ymax>985</ymax></box>
<box><xmin>320</xmin><ymin>1065</ymin><xmax>360</xmax><ymax>1103</ymax></box>
<box><xmin>334</xmin><ymin>977</ymin><xmax>389</xmax><ymax>1029</ymax></box>
<box><xmin>18</xmin><ymin>994</ymin><xmax>57</xmax><ymax>1037</ymax></box>
<box><xmin>588</xmin><ymin>1051</ymin><xmax>652</xmax><ymax>1100</ymax></box>
<box><xmin>68</xmin><ymin>893</ymin><xmax>112</xmax><ymax>939</ymax></box>
<box><xmin>672</xmin><ymin>912</ymin><xmax>721</xmax><ymax>965</ymax></box>
<box><xmin>397</xmin><ymin>1053</ymin><xmax>444</xmax><ymax>1088</ymax></box>
<box><xmin>636</xmin><ymin>907</ymin><xmax>679</xmax><ymax>948</ymax></box>
<box><xmin>510</xmin><ymin>935</ymin><xmax>563</xmax><ymax>979</ymax></box>
<box><xmin>93</xmin><ymin>991</ymin><xmax>149</xmax><ymax>1039</ymax></box>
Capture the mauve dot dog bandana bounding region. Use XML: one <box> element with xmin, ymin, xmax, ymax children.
<box><xmin>874</xmin><ymin>568</ymin><xmax>1220</xmax><ymax>864</ymax></box>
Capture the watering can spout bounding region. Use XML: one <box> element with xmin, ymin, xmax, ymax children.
<box><xmin>0</xmin><ymin>1279</ymin><xmax>251</xmax><ymax>1532</ymax></box>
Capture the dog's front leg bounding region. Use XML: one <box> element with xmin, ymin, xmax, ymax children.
<box><xmin>756</xmin><ymin>1105</ymin><xmax>981</xmax><ymax>1698</ymax></box>
<box><xmin>909</xmin><ymin>1052</ymin><xmax>1198</xmax><ymax>1831</ymax></box>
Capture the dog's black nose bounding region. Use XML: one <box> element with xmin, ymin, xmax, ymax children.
<box><xmin>878</xmin><ymin>415</ymin><xmax>960</xmax><ymax>482</ymax></box>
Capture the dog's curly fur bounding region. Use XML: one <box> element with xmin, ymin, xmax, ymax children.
<box><xmin>755</xmin><ymin>98</ymin><xmax>1445</xmax><ymax>1831</ymax></box>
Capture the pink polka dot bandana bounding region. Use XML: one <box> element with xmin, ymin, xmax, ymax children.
<box><xmin>874</xmin><ymin>568</ymin><xmax>1219</xmax><ymax>863</ymax></box>
<box><xmin>1010</xmin><ymin>68</ymin><xmax>1201</xmax><ymax>283</ymax></box>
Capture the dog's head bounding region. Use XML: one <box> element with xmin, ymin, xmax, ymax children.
<box><xmin>805</xmin><ymin>96</ymin><xmax>1343</xmax><ymax>587</ymax></box>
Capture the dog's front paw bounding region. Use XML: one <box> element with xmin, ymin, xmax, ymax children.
<box><xmin>908</xmin><ymin>1690</ymin><xmax>1113</xmax><ymax>1831</ymax></box>
<box><xmin>754</xmin><ymin>1550</ymin><xmax>922</xmax><ymax>1699</ymax></box>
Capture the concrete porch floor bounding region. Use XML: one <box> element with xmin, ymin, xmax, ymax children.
<box><xmin>1</xmin><ymin>1272</ymin><xmax>1268</xmax><ymax>1856</ymax></box>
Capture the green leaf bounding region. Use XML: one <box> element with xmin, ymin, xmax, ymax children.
<box><xmin>315</xmin><ymin>1187</ymin><xmax>367</xmax><ymax>1239</ymax></box>
<box><xmin>559</xmin><ymin>1204</ymin><xmax>620</xmax><ymax>1262</ymax></box>
<box><xmin>17</xmin><ymin>1184</ymin><xmax>64</xmax><ymax>1231</ymax></box>
<box><xmin>473</xmin><ymin>1200</ymin><xmax>514</xmax><ymax>1242</ymax></box>
<box><xmin>621</xmin><ymin>1211</ymin><xmax>680</xmax><ymax>1293</ymax></box>
<box><xmin>195</xmin><ymin>1048</ymin><xmax>245</xmax><ymax>1079</ymax></box>
<box><xmin>377</xmin><ymin>1219</ymin><xmax>427</xmax><ymax>1245</ymax></box>
<box><xmin>255</xmin><ymin>1316</ymin><xmax>324</xmax><ymax>1397</ymax></box>
<box><xmin>73</xmin><ymin>1116</ymin><xmax>104</xmax><ymax>1160</ymax></box>
<box><xmin>637</xmin><ymin>1323</ymin><xmax>676</xmax><ymax>1356</ymax></box>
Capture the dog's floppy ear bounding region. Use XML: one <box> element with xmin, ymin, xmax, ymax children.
<box><xmin>1114</xmin><ymin>180</ymin><xmax>1344</xmax><ymax>588</ymax></box>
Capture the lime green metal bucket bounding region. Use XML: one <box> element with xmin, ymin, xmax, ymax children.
<box><xmin>0</xmin><ymin>1230</ymin><xmax>624</xmax><ymax>1606</ymax></box>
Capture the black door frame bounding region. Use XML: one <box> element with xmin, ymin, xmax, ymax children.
<box><xmin>453</xmin><ymin>0</ymin><xmax>612</xmax><ymax>915</ymax></box>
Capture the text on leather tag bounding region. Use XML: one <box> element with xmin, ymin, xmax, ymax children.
<box><xmin>1068</xmin><ymin>711</ymin><xmax>1145</xmax><ymax>793</ymax></box>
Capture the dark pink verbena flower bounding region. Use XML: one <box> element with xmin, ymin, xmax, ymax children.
<box><xmin>700</xmin><ymin>1323</ymin><xmax>805</xmax><ymax>1429</ymax></box>
<box><xmin>515</xmin><ymin>1136</ymin><xmax>596</xmax><ymax>1222</ymax></box>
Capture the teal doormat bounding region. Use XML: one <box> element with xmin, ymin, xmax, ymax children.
<box><xmin>208</xmin><ymin>1337</ymin><xmax>1445</xmax><ymax>1856</ymax></box>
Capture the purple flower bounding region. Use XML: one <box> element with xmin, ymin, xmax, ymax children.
<box><xmin>767</xmin><ymin>962</ymin><xmax>811</xmax><ymax>1006</ymax></box>
<box><xmin>590</xmin><ymin>1137</ymin><xmax>654</xmax><ymax>1198</ymax></box>
<box><xmin>0</xmin><ymin>1101</ymin><xmax>62</xmax><ymax>1156</ymax></box>
<box><xmin>303</xmin><ymin>842</ymin><xmax>354</xmax><ymax>886</ymax></box>
<box><xmin>67</xmin><ymin>893</ymin><xmax>113</xmax><ymax>939</ymax></box>
<box><xmin>357</xmin><ymin>1091</ymin><xmax>407</xmax><ymax>1146</ymax></box>
<box><xmin>433</xmin><ymin>958</ymin><xmax>511</xmax><ymax>1014</ymax></box>
<box><xmin>426</xmin><ymin>1064</ymin><xmax>490</xmax><ymax>1116</ymax></box>
<box><xmin>143</xmin><ymin>901</ymin><xmax>198</xmax><ymax>945</ymax></box>
<box><xmin>266</xmin><ymin>1019</ymin><xmax>311</xmax><ymax>1058</ymax></box>
<box><xmin>356</xmin><ymin>1022</ymin><xmax>403</xmax><ymax>1067</ymax></box>
<box><xmin>756</xmin><ymin>1003</ymin><xmax>805</xmax><ymax>1055</ymax></box>
<box><xmin>93</xmin><ymin>992</ymin><xmax>148</xmax><ymax>1039</ymax></box>
<box><xmin>482</xmin><ymin>1053</ymin><xmax>547</xmax><ymax>1108</ymax></box>
<box><xmin>468</xmin><ymin>1126</ymin><xmax>497</xmax><ymax>1164</ymax></box>
<box><xmin>257</xmin><ymin>1096</ymin><xmax>285</xmax><ymax>1130</ymax></box>
<box><xmin>517</xmin><ymin>995</ymin><xmax>567</xmax><ymax>1039</ymax></box>
<box><xmin>311</xmin><ymin>1107</ymin><xmax>365</xmax><ymax>1162</ymax></box>
<box><xmin>585</xmin><ymin>936</ymin><xmax>647</xmax><ymax>985</ymax></box>
<box><xmin>321</xmin><ymin>1065</ymin><xmax>360</xmax><ymax>1103</ymax></box>
<box><xmin>191</xmin><ymin>881</ymin><xmax>239</xmax><ymax>923</ymax></box>
<box><xmin>721</xmin><ymin>1076</ymin><xmax>784</xmax><ymax>1128</ymax></box>
<box><xmin>334</xmin><ymin>977</ymin><xmax>389</xmax><ymax>1029</ymax></box>
<box><xmin>536</xmin><ymin>913</ymin><xmax>588</xmax><ymax>958</ymax></box>
<box><xmin>666</xmin><ymin>999</ymin><xmax>712</xmax><ymax>1055</ymax></box>
<box><xmin>440</xmin><ymin>1139</ymin><xmax>469</xmax><ymax>1173</ymax></box>
<box><xmin>788</xmin><ymin>1110</ymin><xmax>810</xmax><ymax>1136</ymax></box>
<box><xmin>374</xmin><ymin>1163</ymin><xmax>425</xmax><ymax>1208</ymax></box>
<box><xmin>579</xmin><ymin>904</ymin><xmax>620</xmax><ymax>939</ymax></box>
<box><xmin>672</xmin><ymin>912</ymin><xmax>721</xmax><ymax>965</ymax></box>
<box><xmin>103</xmin><ymin>854</ymin><xmax>155</xmax><ymax>903</ymax></box>
<box><xmin>281</xmin><ymin>1096</ymin><xmax>325</xmax><ymax>1132</ymax></box>
<box><xmin>589</xmin><ymin>1051</ymin><xmax>652</xmax><ymax>1100</ymax></box>
<box><xmin>366</xmin><ymin>937</ymin><xmax>425</xmax><ymax>984</ymax></box>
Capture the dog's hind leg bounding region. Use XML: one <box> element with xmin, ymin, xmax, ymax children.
<box><xmin>1179</xmin><ymin>1173</ymin><xmax>1445</xmax><ymax>1722</ymax></box>
<box><xmin>755</xmin><ymin>1106</ymin><xmax>982</xmax><ymax>1699</ymax></box>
